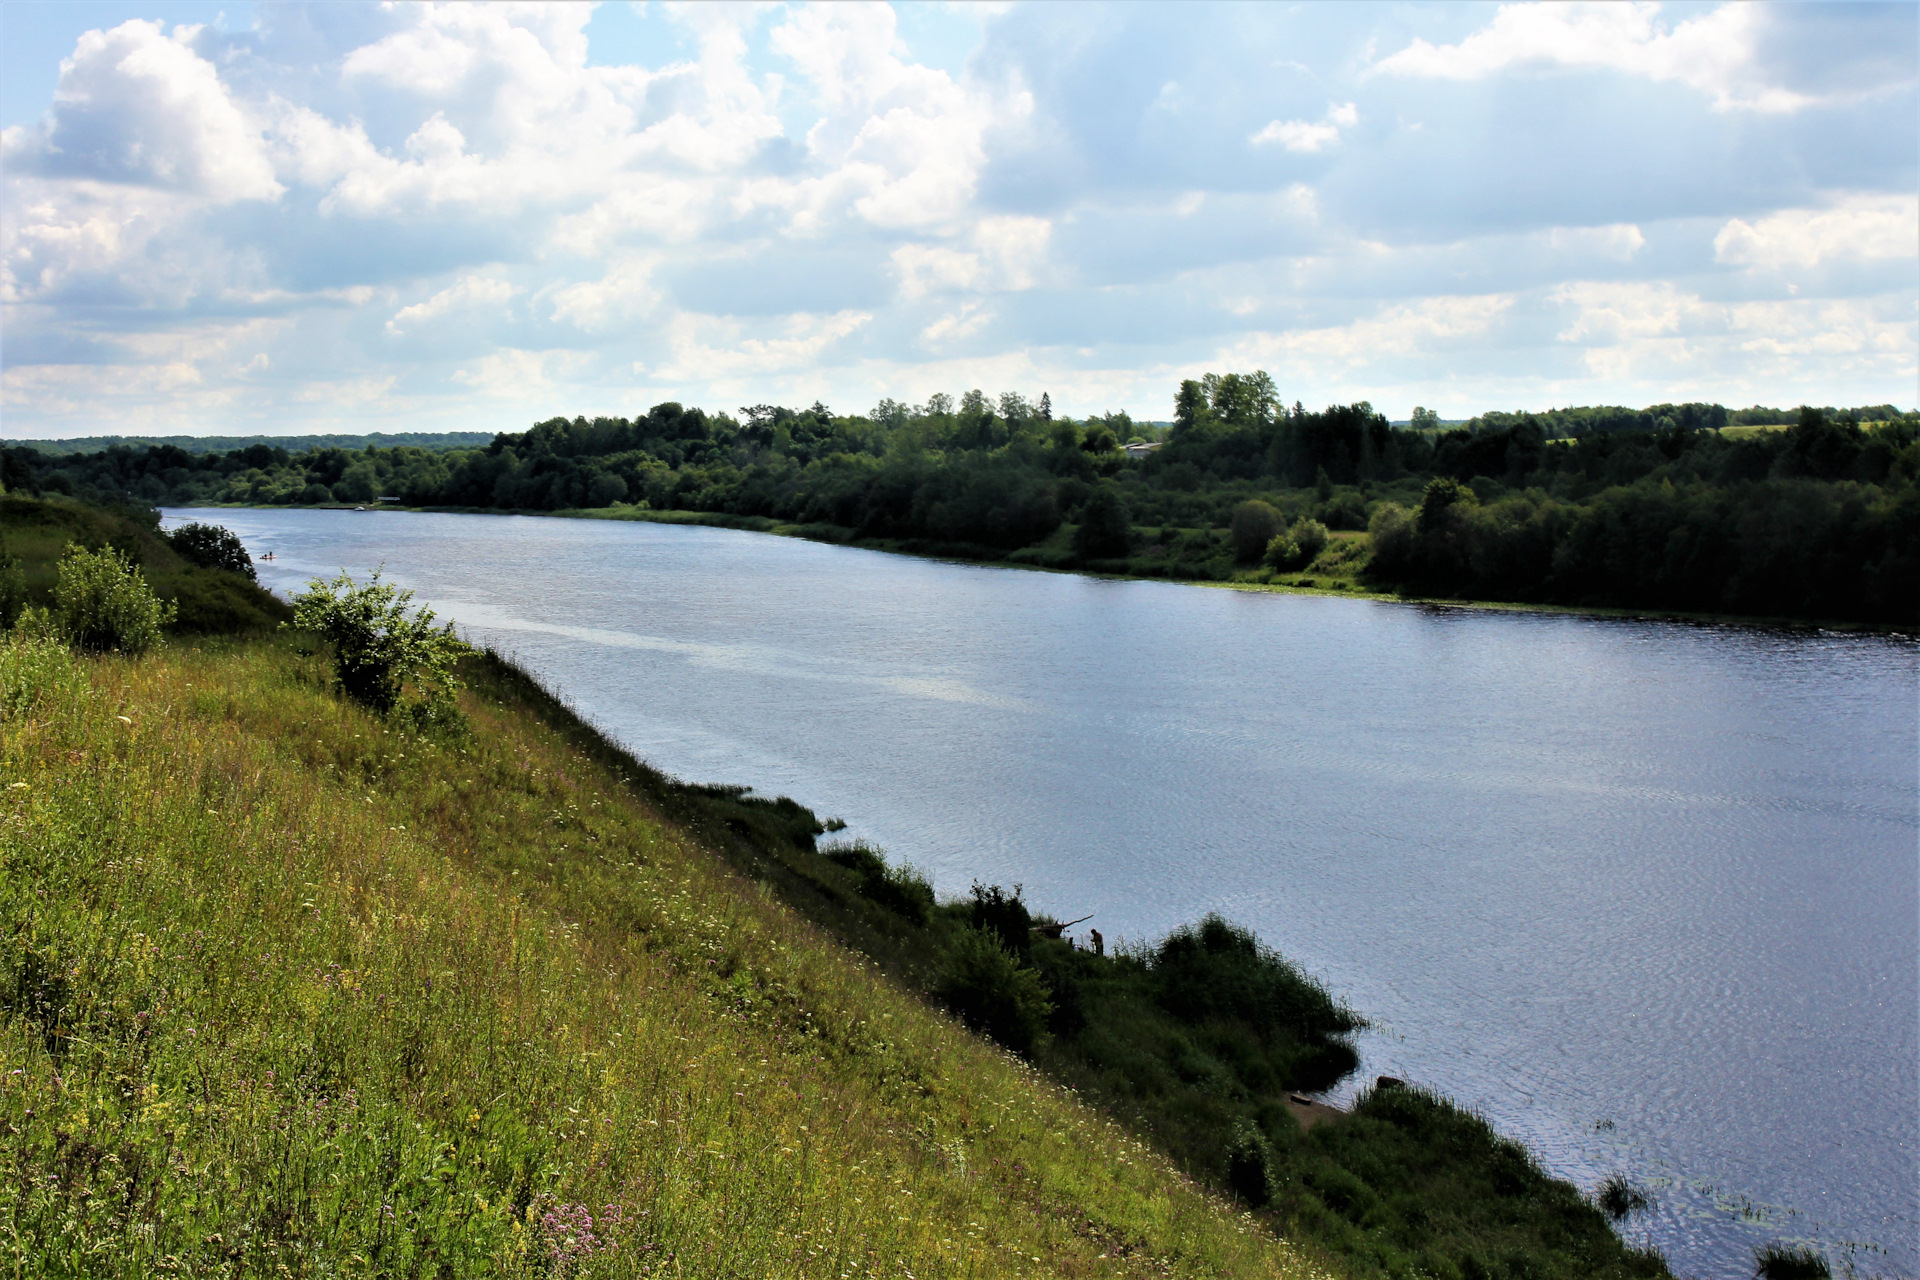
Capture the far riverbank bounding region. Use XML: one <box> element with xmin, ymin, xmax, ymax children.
<box><xmin>186</xmin><ymin>499</ymin><xmax>1914</xmax><ymax>634</ymax></box>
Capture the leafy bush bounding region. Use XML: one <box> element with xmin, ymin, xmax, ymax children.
<box><xmin>1154</xmin><ymin>915</ymin><xmax>1361</xmax><ymax>1038</ymax></box>
<box><xmin>165</xmin><ymin>522</ymin><xmax>255</xmax><ymax>579</ymax></box>
<box><xmin>288</xmin><ymin>570</ymin><xmax>470</xmax><ymax>716</ymax></box>
<box><xmin>53</xmin><ymin>545</ymin><xmax>176</xmax><ymax>655</ymax></box>
<box><xmin>968</xmin><ymin>881</ymin><xmax>1033</xmax><ymax>962</ymax></box>
<box><xmin>1263</xmin><ymin>530</ymin><xmax>1301</xmax><ymax>570</ymax></box>
<box><xmin>935</xmin><ymin>927</ymin><xmax>1052</xmax><ymax>1057</ymax></box>
<box><xmin>1230</xmin><ymin>500</ymin><xmax>1282</xmax><ymax>562</ymax></box>
<box><xmin>1318</xmin><ymin>491</ymin><xmax>1370</xmax><ymax>530</ymax></box>
<box><xmin>824</xmin><ymin>843</ymin><xmax>935</xmax><ymax>924</ymax></box>
<box><xmin>1290</xmin><ymin>517</ymin><xmax>1329</xmax><ymax>564</ymax></box>
<box><xmin>1225</xmin><ymin>1119</ymin><xmax>1275</xmax><ymax>1207</ymax></box>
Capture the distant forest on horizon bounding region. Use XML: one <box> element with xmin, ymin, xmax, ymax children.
<box><xmin>8</xmin><ymin>376</ymin><xmax>1916</xmax><ymax>625</ymax></box>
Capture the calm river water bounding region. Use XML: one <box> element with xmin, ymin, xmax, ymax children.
<box><xmin>175</xmin><ymin>507</ymin><xmax>1918</xmax><ymax>1278</ymax></box>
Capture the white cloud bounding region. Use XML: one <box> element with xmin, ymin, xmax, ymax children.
<box><xmin>1714</xmin><ymin>195</ymin><xmax>1920</xmax><ymax>269</ymax></box>
<box><xmin>656</xmin><ymin>309</ymin><xmax>873</xmax><ymax>382</ymax></box>
<box><xmin>921</xmin><ymin>301</ymin><xmax>992</xmax><ymax>346</ymax></box>
<box><xmin>1549</xmin><ymin>282</ymin><xmax>1917</xmax><ymax>389</ymax></box>
<box><xmin>1373</xmin><ymin>2</ymin><xmax>1814</xmax><ymax>113</ymax></box>
<box><xmin>891</xmin><ymin>215</ymin><xmax>1050</xmax><ymax>299</ymax></box>
<box><xmin>453</xmin><ymin>348</ymin><xmax>584</xmax><ymax>399</ymax></box>
<box><xmin>548</xmin><ymin>256</ymin><xmax>664</xmax><ymax>333</ymax></box>
<box><xmin>1251</xmin><ymin>102</ymin><xmax>1358</xmax><ymax>153</ymax></box>
<box><xmin>386</xmin><ymin>275</ymin><xmax>516</xmax><ymax>335</ymax></box>
<box><xmin>1219</xmin><ymin>294</ymin><xmax>1517</xmax><ymax>371</ymax></box>
<box><xmin>12</xmin><ymin>19</ymin><xmax>282</xmax><ymax>199</ymax></box>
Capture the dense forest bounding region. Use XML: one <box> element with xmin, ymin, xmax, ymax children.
<box><xmin>10</xmin><ymin>376</ymin><xmax>1916</xmax><ymax>623</ymax></box>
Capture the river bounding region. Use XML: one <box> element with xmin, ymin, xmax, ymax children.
<box><xmin>173</xmin><ymin>506</ymin><xmax>1919</xmax><ymax>1278</ymax></box>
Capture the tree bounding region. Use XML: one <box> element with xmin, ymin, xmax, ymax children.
<box><xmin>586</xmin><ymin>470</ymin><xmax>627</xmax><ymax>507</ymax></box>
<box><xmin>1073</xmin><ymin>486</ymin><xmax>1134</xmax><ymax>559</ymax></box>
<box><xmin>1230</xmin><ymin>499</ymin><xmax>1282</xmax><ymax>562</ymax></box>
<box><xmin>1411</xmin><ymin>406</ymin><xmax>1442</xmax><ymax>432</ymax></box>
<box><xmin>1173</xmin><ymin>380</ymin><xmax>1207</xmax><ymax>433</ymax></box>
<box><xmin>1417</xmin><ymin>476</ymin><xmax>1477</xmax><ymax>532</ymax></box>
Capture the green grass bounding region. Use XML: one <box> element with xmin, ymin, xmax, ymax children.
<box><xmin>0</xmin><ymin>632</ymin><xmax>1326</xmax><ymax>1278</ymax></box>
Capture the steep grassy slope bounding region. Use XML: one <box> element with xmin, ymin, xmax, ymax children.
<box><xmin>0</xmin><ymin>633</ymin><xmax>1328</xmax><ymax>1278</ymax></box>
<box><xmin>0</xmin><ymin>494</ymin><xmax>287</xmax><ymax>634</ymax></box>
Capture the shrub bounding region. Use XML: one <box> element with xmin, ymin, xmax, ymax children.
<box><xmin>1290</xmin><ymin>517</ymin><xmax>1329</xmax><ymax>564</ymax></box>
<box><xmin>1754</xmin><ymin>1243</ymin><xmax>1829</xmax><ymax>1280</ymax></box>
<box><xmin>1225</xmin><ymin>1120</ymin><xmax>1275</xmax><ymax>1207</ymax></box>
<box><xmin>825</xmin><ymin>843</ymin><xmax>935</xmax><ymax>924</ymax></box>
<box><xmin>968</xmin><ymin>882</ymin><xmax>1033</xmax><ymax>962</ymax></box>
<box><xmin>53</xmin><ymin>544</ymin><xmax>176</xmax><ymax>655</ymax></box>
<box><xmin>1153</xmin><ymin>914</ymin><xmax>1362</xmax><ymax>1040</ymax></box>
<box><xmin>166</xmin><ymin>522</ymin><xmax>255</xmax><ymax>579</ymax></box>
<box><xmin>1319</xmin><ymin>491</ymin><xmax>1370</xmax><ymax>530</ymax></box>
<box><xmin>1230</xmin><ymin>500</ymin><xmax>1282</xmax><ymax>562</ymax></box>
<box><xmin>288</xmin><ymin>569</ymin><xmax>470</xmax><ymax>716</ymax></box>
<box><xmin>1265</xmin><ymin>518</ymin><xmax>1329</xmax><ymax>571</ymax></box>
<box><xmin>935</xmin><ymin>927</ymin><xmax>1052</xmax><ymax>1057</ymax></box>
<box><xmin>1263</xmin><ymin>530</ymin><xmax>1300</xmax><ymax>570</ymax></box>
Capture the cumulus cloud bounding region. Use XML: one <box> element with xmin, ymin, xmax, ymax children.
<box><xmin>1714</xmin><ymin>194</ymin><xmax>1920</xmax><ymax>269</ymax></box>
<box><xmin>1221</xmin><ymin>294</ymin><xmax>1517</xmax><ymax>368</ymax></box>
<box><xmin>0</xmin><ymin>1</ymin><xmax>1912</xmax><ymax>436</ymax></box>
<box><xmin>1549</xmin><ymin>281</ymin><xmax>1916</xmax><ymax>391</ymax></box>
<box><xmin>8</xmin><ymin>20</ymin><xmax>281</xmax><ymax>199</ymax></box>
<box><xmin>1373</xmin><ymin>2</ymin><xmax>1818</xmax><ymax>113</ymax></box>
<box><xmin>1251</xmin><ymin>102</ymin><xmax>1357</xmax><ymax>154</ymax></box>
<box><xmin>386</xmin><ymin>275</ymin><xmax>515</xmax><ymax>334</ymax></box>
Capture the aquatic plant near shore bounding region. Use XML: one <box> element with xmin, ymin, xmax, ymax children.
<box><xmin>1599</xmin><ymin>1173</ymin><xmax>1652</xmax><ymax>1221</ymax></box>
<box><xmin>1754</xmin><ymin>1241</ymin><xmax>1831</xmax><ymax>1279</ymax></box>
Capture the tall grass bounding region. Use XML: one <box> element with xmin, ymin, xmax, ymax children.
<box><xmin>0</xmin><ymin>633</ymin><xmax>1324</xmax><ymax>1278</ymax></box>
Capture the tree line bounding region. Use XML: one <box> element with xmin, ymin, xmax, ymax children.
<box><xmin>8</xmin><ymin>380</ymin><xmax>1915</xmax><ymax>623</ymax></box>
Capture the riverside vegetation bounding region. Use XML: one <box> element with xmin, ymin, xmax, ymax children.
<box><xmin>1</xmin><ymin>495</ymin><xmax>1820</xmax><ymax>1278</ymax></box>
<box><xmin>12</xmin><ymin>381</ymin><xmax>1918</xmax><ymax>625</ymax></box>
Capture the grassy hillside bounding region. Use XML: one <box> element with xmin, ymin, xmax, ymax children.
<box><xmin>0</xmin><ymin>631</ymin><xmax>1327</xmax><ymax>1278</ymax></box>
<box><xmin>0</xmin><ymin>494</ymin><xmax>287</xmax><ymax>635</ymax></box>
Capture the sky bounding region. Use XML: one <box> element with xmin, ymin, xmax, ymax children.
<box><xmin>1</xmin><ymin>1</ymin><xmax>1915</xmax><ymax>439</ymax></box>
